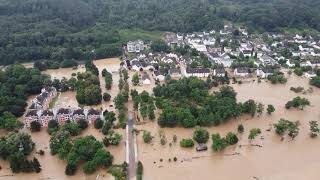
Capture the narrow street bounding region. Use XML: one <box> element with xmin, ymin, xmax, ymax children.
<box><xmin>126</xmin><ymin>112</ymin><xmax>137</xmax><ymax>180</ymax></box>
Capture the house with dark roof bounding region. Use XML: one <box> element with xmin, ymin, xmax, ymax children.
<box><xmin>57</xmin><ymin>108</ymin><xmax>72</xmax><ymax>124</ymax></box>
<box><xmin>24</xmin><ymin>110</ymin><xmax>39</xmax><ymax>128</ymax></box>
<box><xmin>40</xmin><ymin>110</ymin><xmax>54</xmax><ymax>127</ymax></box>
<box><xmin>73</xmin><ymin>109</ymin><xmax>86</xmax><ymax>122</ymax></box>
<box><xmin>131</xmin><ymin>59</ymin><xmax>143</xmax><ymax>71</ymax></box>
<box><xmin>87</xmin><ymin>108</ymin><xmax>101</xmax><ymax>124</ymax></box>
<box><xmin>31</xmin><ymin>86</ymin><xmax>57</xmax><ymax>110</ymax></box>
<box><xmin>154</xmin><ymin>71</ymin><xmax>165</xmax><ymax>81</ymax></box>
<box><xmin>169</xmin><ymin>68</ymin><xmax>182</xmax><ymax>78</ymax></box>
<box><xmin>142</xmin><ymin>73</ymin><xmax>151</xmax><ymax>85</ymax></box>
<box><xmin>234</xmin><ymin>67</ymin><xmax>250</xmax><ymax>77</ymax></box>
<box><xmin>185</xmin><ymin>68</ymin><xmax>211</xmax><ymax>78</ymax></box>
<box><xmin>213</xmin><ymin>68</ymin><xmax>226</xmax><ymax>77</ymax></box>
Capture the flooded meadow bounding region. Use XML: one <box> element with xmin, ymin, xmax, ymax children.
<box><xmin>136</xmin><ymin>73</ymin><xmax>320</xmax><ymax>180</ymax></box>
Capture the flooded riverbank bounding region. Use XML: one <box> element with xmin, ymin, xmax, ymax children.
<box><xmin>136</xmin><ymin>74</ymin><xmax>320</xmax><ymax>180</ymax></box>
<box><xmin>0</xmin><ymin>58</ymin><xmax>125</xmax><ymax>180</ymax></box>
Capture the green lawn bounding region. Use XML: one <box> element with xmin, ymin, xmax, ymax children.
<box><xmin>119</xmin><ymin>29</ymin><xmax>164</xmax><ymax>43</ymax></box>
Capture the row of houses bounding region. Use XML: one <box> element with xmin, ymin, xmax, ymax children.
<box><xmin>30</xmin><ymin>87</ymin><xmax>57</xmax><ymax>111</ymax></box>
<box><xmin>24</xmin><ymin>108</ymin><xmax>101</xmax><ymax>128</ymax></box>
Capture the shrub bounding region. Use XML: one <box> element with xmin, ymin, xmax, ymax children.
<box><xmin>179</xmin><ymin>139</ymin><xmax>194</xmax><ymax>148</ymax></box>
<box><xmin>237</xmin><ymin>124</ymin><xmax>244</xmax><ymax>133</ymax></box>
<box><xmin>211</xmin><ymin>133</ymin><xmax>227</xmax><ymax>152</ymax></box>
<box><xmin>225</xmin><ymin>132</ymin><xmax>238</xmax><ymax>145</ymax></box>
<box><xmin>143</xmin><ymin>131</ymin><xmax>152</xmax><ymax>143</ymax></box>
<box><xmin>248</xmin><ymin>128</ymin><xmax>261</xmax><ymax>140</ymax></box>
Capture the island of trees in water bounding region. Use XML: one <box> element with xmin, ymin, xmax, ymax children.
<box><xmin>153</xmin><ymin>77</ymin><xmax>266</xmax><ymax>128</ymax></box>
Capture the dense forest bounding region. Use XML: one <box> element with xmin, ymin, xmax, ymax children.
<box><xmin>0</xmin><ymin>0</ymin><xmax>319</xmax><ymax>64</ymax></box>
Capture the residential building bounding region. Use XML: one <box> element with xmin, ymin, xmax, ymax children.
<box><xmin>185</xmin><ymin>68</ymin><xmax>211</xmax><ymax>78</ymax></box>
<box><xmin>25</xmin><ymin>110</ymin><xmax>39</xmax><ymax>128</ymax></box>
<box><xmin>214</xmin><ymin>68</ymin><xmax>226</xmax><ymax>77</ymax></box>
<box><xmin>127</xmin><ymin>40</ymin><xmax>144</xmax><ymax>53</ymax></box>
<box><xmin>73</xmin><ymin>109</ymin><xmax>86</xmax><ymax>122</ymax></box>
<box><xmin>169</xmin><ymin>68</ymin><xmax>182</xmax><ymax>78</ymax></box>
<box><xmin>57</xmin><ymin>108</ymin><xmax>72</xmax><ymax>125</ymax></box>
<box><xmin>154</xmin><ymin>71</ymin><xmax>166</xmax><ymax>81</ymax></box>
<box><xmin>234</xmin><ymin>67</ymin><xmax>250</xmax><ymax>77</ymax></box>
<box><xmin>304</xmin><ymin>71</ymin><xmax>317</xmax><ymax>79</ymax></box>
<box><xmin>256</xmin><ymin>68</ymin><xmax>274</xmax><ymax>78</ymax></box>
<box><xmin>40</xmin><ymin>110</ymin><xmax>54</xmax><ymax>127</ymax></box>
<box><xmin>87</xmin><ymin>108</ymin><xmax>101</xmax><ymax>124</ymax></box>
<box><xmin>142</xmin><ymin>73</ymin><xmax>151</xmax><ymax>85</ymax></box>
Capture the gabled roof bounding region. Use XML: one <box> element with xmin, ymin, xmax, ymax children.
<box><xmin>88</xmin><ymin>108</ymin><xmax>100</xmax><ymax>115</ymax></box>
<box><xmin>57</xmin><ymin>108</ymin><xmax>71</xmax><ymax>115</ymax></box>
<box><xmin>73</xmin><ymin>109</ymin><xmax>85</xmax><ymax>116</ymax></box>
<box><xmin>215</xmin><ymin>68</ymin><xmax>225</xmax><ymax>74</ymax></box>
<box><xmin>26</xmin><ymin>110</ymin><xmax>38</xmax><ymax>117</ymax></box>
<box><xmin>41</xmin><ymin>110</ymin><xmax>54</xmax><ymax>116</ymax></box>
<box><xmin>186</xmin><ymin>68</ymin><xmax>210</xmax><ymax>74</ymax></box>
<box><xmin>236</xmin><ymin>67</ymin><xmax>249</xmax><ymax>73</ymax></box>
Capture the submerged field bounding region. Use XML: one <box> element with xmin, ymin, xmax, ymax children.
<box><xmin>1</xmin><ymin>61</ymin><xmax>320</xmax><ymax>180</ymax></box>
<box><xmin>136</xmin><ymin>73</ymin><xmax>320</xmax><ymax>180</ymax></box>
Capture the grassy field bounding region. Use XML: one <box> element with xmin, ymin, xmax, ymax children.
<box><xmin>119</xmin><ymin>29</ymin><xmax>164</xmax><ymax>42</ymax></box>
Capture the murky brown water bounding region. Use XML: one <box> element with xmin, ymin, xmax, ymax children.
<box><xmin>0</xmin><ymin>59</ymin><xmax>125</xmax><ymax>180</ymax></box>
<box><xmin>9</xmin><ymin>64</ymin><xmax>320</xmax><ymax>180</ymax></box>
<box><xmin>136</xmin><ymin>73</ymin><xmax>320</xmax><ymax>180</ymax></box>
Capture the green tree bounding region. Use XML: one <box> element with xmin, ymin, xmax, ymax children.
<box><xmin>193</xmin><ymin>127</ymin><xmax>209</xmax><ymax>144</ymax></box>
<box><xmin>309</xmin><ymin>121</ymin><xmax>319</xmax><ymax>138</ymax></box>
<box><xmin>211</xmin><ymin>133</ymin><xmax>227</xmax><ymax>152</ymax></box>
<box><xmin>132</xmin><ymin>73</ymin><xmax>140</xmax><ymax>86</ymax></box>
<box><xmin>225</xmin><ymin>132</ymin><xmax>238</xmax><ymax>145</ymax></box>
<box><xmin>248</xmin><ymin>128</ymin><xmax>261</xmax><ymax>141</ymax></box>
<box><xmin>237</xmin><ymin>124</ymin><xmax>244</xmax><ymax>133</ymax></box>
<box><xmin>103</xmin><ymin>92</ymin><xmax>111</xmax><ymax>102</ymax></box>
<box><xmin>267</xmin><ymin>104</ymin><xmax>275</xmax><ymax>114</ymax></box>
<box><xmin>242</xmin><ymin>99</ymin><xmax>257</xmax><ymax>117</ymax></box>
<box><xmin>0</xmin><ymin>112</ymin><xmax>23</xmax><ymax>130</ymax></box>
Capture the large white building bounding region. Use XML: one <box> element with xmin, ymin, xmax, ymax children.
<box><xmin>127</xmin><ymin>40</ymin><xmax>144</xmax><ymax>53</ymax></box>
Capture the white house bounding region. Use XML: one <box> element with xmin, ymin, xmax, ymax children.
<box><xmin>256</xmin><ymin>68</ymin><xmax>274</xmax><ymax>78</ymax></box>
<box><xmin>304</xmin><ymin>71</ymin><xmax>317</xmax><ymax>79</ymax></box>
<box><xmin>127</xmin><ymin>40</ymin><xmax>144</xmax><ymax>53</ymax></box>
<box><xmin>185</xmin><ymin>68</ymin><xmax>211</xmax><ymax>78</ymax></box>
<box><xmin>142</xmin><ymin>73</ymin><xmax>151</xmax><ymax>85</ymax></box>
<box><xmin>234</xmin><ymin>67</ymin><xmax>250</xmax><ymax>77</ymax></box>
<box><xmin>258</xmin><ymin>55</ymin><xmax>277</xmax><ymax>66</ymax></box>
<box><xmin>310</xmin><ymin>60</ymin><xmax>320</xmax><ymax>68</ymax></box>
<box><xmin>286</xmin><ymin>60</ymin><xmax>296</xmax><ymax>68</ymax></box>
<box><xmin>300</xmin><ymin>61</ymin><xmax>312</xmax><ymax>67</ymax></box>
<box><xmin>154</xmin><ymin>71</ymin><xmax>165</xmax><ymax>81</ymax></box>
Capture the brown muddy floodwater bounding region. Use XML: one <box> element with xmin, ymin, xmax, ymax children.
<box><xmin>0</xmin><ymin>59</ymin><xmax>126</xmax><ymax>180</ymax></box>
<box><xmin>136</xmin><ymin>73</ymin><xmax>320</xmax><ymax>180</ymax></box>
